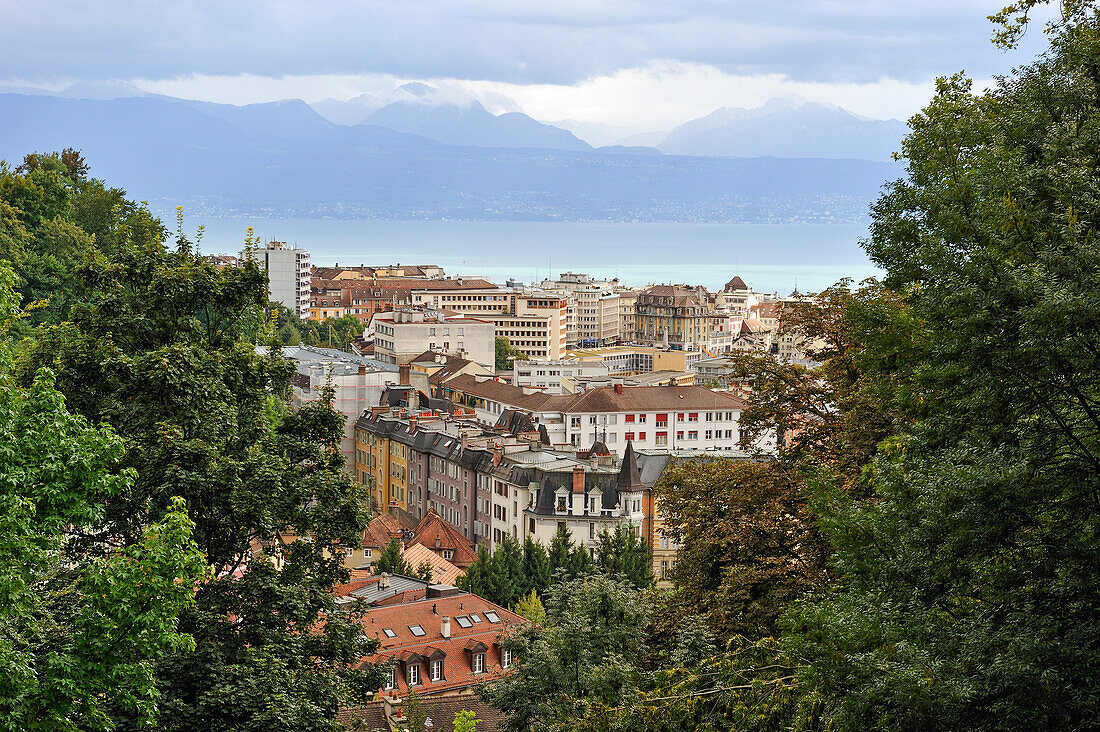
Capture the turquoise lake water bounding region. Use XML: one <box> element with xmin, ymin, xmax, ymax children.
<box><xmin>181</xmin><ymin>218</ymin><xmax>881</xmax><ymax>294</ymax></box>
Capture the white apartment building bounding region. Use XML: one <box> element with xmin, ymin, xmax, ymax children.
<box><xmin>258</xmin><ymin>345</ymin><xmax>400</xmax><ymax>468</ymax></box>
<box><xmin>241</xmin><ymin>240</ymin><xmax>311</xmax><ymax>318</ymax></box>
<box><xmin>370</xmin><ymin>308</ymin><xmax>495</xmax><ymax>368</ymax></box>
<box><xmin>512</xmin><ymin>359</ymin><xmax>610</xmax><ymax>394</ymax></box>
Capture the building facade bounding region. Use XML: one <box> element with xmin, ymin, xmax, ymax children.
<box><xmin>241</xmin><ymin>240</ymin><xmax>311</xmax><ymax>318</ymax></box>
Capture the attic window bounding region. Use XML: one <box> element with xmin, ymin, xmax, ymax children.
<box><xmin>409</xmin><ymin>624</ymin><xmax>427</xmax><ymax>637</ymax></box>
<box><xmin>484</xmin><ymin>611</ymin><xmax>501</xmax><ymax>624</ymax></box>
<box><xmin>469</xmin><ymin>613</ymin><xmax>483</xmax><ymax>623</ymax></box>
<box><xmin>382</xmin><ymin>628</ymin><xmax>397</xmax><ymax>638</ymax></box>
<box><xmin>455</xmin><ymin>615</ymin><xmax>473</xmax><ymax>628</ymax></box>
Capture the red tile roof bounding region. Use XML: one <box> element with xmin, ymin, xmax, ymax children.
<box><xmin>358</xmin><ymin>593</ymin><xmax>525</xmax><ymax>697</ymax></box>
<box><xmin>409</xmin><ymin>509</ymin><xmax>479</xmax><ymax>569</ymax></box>
<box><xmin>402</xmin><ymin>543</ymin><xmax>466</xmax><ymax>585</ymax></box>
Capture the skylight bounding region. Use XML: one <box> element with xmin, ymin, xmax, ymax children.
<box><xmin>383</xmin><ymin>628</ymin><xmax>397</xmax><ymax>638</ymax></box>
<box><xmin>455</xmin><ymin>615</ymin><xmax>473</xmax><ymax>628</ymax></box>
<box><xmin>409</xmin><ymin>624</ymin><xmax>426</xmax><ymax>637</ymax></box>
<box><xmin>469</xmin><ymin>613</ymin><xmax>482</xmax><ymax>623</ymax></box>
<box><xmin>484</xmin><ymin>611</ymin><xmax>500</xmax><ymax>623</ymax></box>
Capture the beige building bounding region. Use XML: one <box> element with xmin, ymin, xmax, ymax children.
<box><xmin>562</xmin><ymin>345</ymin><xmax>702</xmax><ymax>376</ymax></box>
<box><xmin>411</xmin><ymin>285</ymin><xmax>568</xmax><ymax>360</ymax></box>
<box><xmin>634</xmin><ymin>285</ymin><xmax>711</xmax><ymax>351</ymax></box>
<box><xmin>371</xmin><ymin>308</ymin><xmax>496</xmax><ymax>368</ymax></box>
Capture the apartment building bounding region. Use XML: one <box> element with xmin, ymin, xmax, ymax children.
<box><xmin>561</xmin><ymin>345</ymin><xmax>702</xmax><ymax>375</ymax></box>
<box><xmin>260</xmin><ymin>345</ymin><xmax>400</xmax><ymax>468</ymax></box>
<box><xmin>437</xmin><ymin>376</ymin><xmax>755</xmax><ymax>456</ymax></box>
<box><xmin>371</xmin><ymin>308</ymin><xmax>495</xmax><ymax>368</ymax></box>
<box><xmin>411</xmin><ymin>285</ymin><xmax>569</xmax><ymax>360</ymax></box>
<box><xmin>241</xmin><ymin>240</ymin><xmax>311</xmax><ymax>318</ymax></box>
<box><xmin>511</xmin><ymin>359</ymin><xmax>610</xmax><ymax>394</ymax></box>
<box><xmin>634</xmin><ymin>284</ymin><xmax>711</xmax><ymax>351</ymax></box>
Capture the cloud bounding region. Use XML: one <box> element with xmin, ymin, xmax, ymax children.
<box><xmin>129</xmin><ymin>62</ymin><xmax>977</xmax><ymax>136</ymax></box>
<box><xmin>0</xmin><ymin>1</ymin><xmax>1055</xmax><ymax>87</ymax></box>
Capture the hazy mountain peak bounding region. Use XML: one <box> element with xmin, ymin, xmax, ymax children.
<box><xmin>60</xmin><ymin>80</ymin><xmax>148</xmax><ymax>100</ymax></box>
<box><xmin>659</xmin><ymin>98</ymin><xmax>905</xmax><ymax>161</ymax></box>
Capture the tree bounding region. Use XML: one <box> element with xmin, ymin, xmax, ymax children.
<box><xmin>480</xmin><ymin>574</ymin><xmax>651</xmax><ymax>732</ymax></box>
<box><xmin>452</xmin><ymin>710</ymin><xmax>479</xmax><ymax>732</ymax></box>
<box><xmin>787</xmin><ymin>14</ymin><xmax>1100</xmax><ymax>728</ymax></box>
<box><xmin>513</xmin><ymin>590</ymin><xmax>547</xmax><ymax>624</ymax></box>
<box><xmin>413</xmin><ymin>559</ymin><xmax>435</xmax><ymax>583</ymax></box>
<box><xmin>654</xmin><ymin>458</ymin><xmax>828</xmax><ymax>639</ymax></box>
<box><xmin>495</xmin><ymin>336</ymin><xmax>526</xmax><ymax>371</ymax></box>
<box><xmin>521</xmin><ymin>535</ymin><xmax>552</xmax><ymax>597</ymax></box>
<box><xmin>593</xmin><ymin>525</ymin><xmax>654</xmax><ymax>591</ymax></box>
<box><xmin>0</xmin><ymin>261</ymin><xmax>207</xmax><ymax>729</ymax></box>
<box><xmin>20</xmin><ymin>211</ymin><xmax>384</xmax><ymax>730</ymax></box>
<box><xmin>375</xmin><ymin>538</ymin><xmax>411</xmax><ymax>576</ymax></box>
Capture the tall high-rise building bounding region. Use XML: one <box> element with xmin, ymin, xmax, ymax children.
<box><xmin>241</xmin><ymin>240</ymin><xmax>311</xmax><ymax>318</ymax></box>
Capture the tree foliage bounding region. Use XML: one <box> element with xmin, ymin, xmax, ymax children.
<box><xmin>654</xmin><ymin>458</ymin><xmax>828</xmax><ymax>639</ymax></box>
<box><xmin>0</xmin><ymin>261</ymin><xmax>207</xmax><ymax>730</ymax></box>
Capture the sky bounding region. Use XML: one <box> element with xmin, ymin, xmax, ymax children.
<box><xmin>0</xmin><ymin>1</ymin><xmax>1058</xmax><ymax>134</ymax></box>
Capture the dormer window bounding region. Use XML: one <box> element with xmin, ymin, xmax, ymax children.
<box><xmin>501</xmin><ymin>648</ymin><xmax>513</xmax><ymax>668</ymax></box>
<box><xmin>473</xmin><ymin>653</ymin><xmax>485</xmax><ymax>674</ymax></box>
<box><xmin>430</xmin><ymin>659</ymin><xmax>445</xmax><ymax>681</ymax></box>
<box><xmin>556</xmin><ymin>495</ymin><xmax>567</xmax><ymax>513</ymax></box>
<box><xmin>408</xmin><ymin>663</ymin><xmax>421</xmax><ymax>685</ymax></box>
<box><xmin>386</xmin><ymin>666</ymin><xmax>397</xmax><ymax>690</ymax></box>
<box><xmin>442</xmin><ymin>549</ymin><xmax>453</xmax><ymax>560</ymax></box>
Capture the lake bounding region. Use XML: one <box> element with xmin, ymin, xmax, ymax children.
<box><xmin>179</xmin><ymin>218</ymin><xmax>881</xmax><ymax>294</ymax></box>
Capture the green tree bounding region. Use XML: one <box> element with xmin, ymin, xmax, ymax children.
<box><xmin>593</xmin><ymin>525</ymin><xmax>654</xmax><ymax>591</ymax></box>
<box><xmin>495</xmin><ymin>336</ymin><xmax>526</xmax><ymax>370</ymax></box>
<box><xmin>513</xmin><ymin>590</ymin><xmax>547</xmax><ymax>624</ymax></box>
<box><xmin>521</xmin><ymin>535</ymin><xmax>552</xmax><ymax>597</ymax></box>
<box><xmin>375</xmin><ymin>538</ymin><xmax>412</xmax><ymax>576</ymax></box>
<box><xmin>787</xmin><ymin>13</ymin><xmax>1100</xmax><ymax>729</ymax></box>
<box><xmin>21</xmin><ymin>221</ymin><xmax>383</xmax><ymax>730</ymax></box>
<box><xmin>413</xmin><ymin>559</ymin><xmax>435</xmax><ymax>583</ymax></box>
<box><xmin>452</xmin><ymin>709</ymin><xmax>479</xmax><ymax>732</ymax></box>
<box><xmin>654</xmin><ymin>458</ymin><xmax>827</xmax><ymax>639</ymax></box>
<box><xmin>480</xmin><ymin>574</ymin><xmax>651</xmax><ymax>732</ymax></box>
<box><xmin>0</xmin><ymin>261</ymin><xmax>207</xmax><ymax>729</ymax></box>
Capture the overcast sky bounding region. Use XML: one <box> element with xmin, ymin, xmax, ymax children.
<box><xmin>0</xmin><ymin>1</ymin><xmax>1056</xmax><ymax>130</ymax></box>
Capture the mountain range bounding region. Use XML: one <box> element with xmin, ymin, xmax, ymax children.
<box><xmin>0</xmin><ymin>90</ymin><xmax>902</xmax><ymax>222</ymax></box>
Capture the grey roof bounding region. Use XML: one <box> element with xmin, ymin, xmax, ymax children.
<box><xmin>348</xmin><ymin>574</ymin><xmax>458</xmax><ymax>605</ymax></box>
<box><xmin>257</xmin><ymin>344</ymin><xmax>399</xmax><ymax>377</ymax></box>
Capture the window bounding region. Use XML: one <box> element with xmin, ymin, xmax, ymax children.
<box><xmin>473</xmin><ymin>653</ymin><xmax>485</xmax><ymax>674</ymax></box>
<box><xmin>431</xmin><ymin>659</ymin><xmax>444</xmax><ymax>681</ymax></box>
<box><xmin>556</xmin><ymin>495</ymin><xmax>567</xmax><ymax>513</ymax></box>
<box><xmin>638</xmin><ymin>414</ymin><xmax>647</xmax><ymax>423</ymax></box>
<box><xmin>624</xmin><ymin>414</ymin><xmax>634</xmax><ymax>423</ymax></box>
<box><xmin>344</xmin><ymin>547</ymin><xmax>354</xmax><ymax>557</ymax></box>
<box><xmin>442</xmin><ymin>549</ymin><xmax>453</xmax><ymax>560</ymax></box>
<box><xmin>469</xmin><ymin>613</ymin><xmax>483</xmax><ymax>623</ymax></box>
<box><xmin>688</xmin><ymin>413</ymin><xmax>698</xmax><ymax>422</ymax></box>
<box><xmin>705</xmin><ymin>430</ymin><xmax>712</xmax><ymax>440</ymax></box>
<box><xmin>624</xmin><ymin>432</ymin><xmax>634</xmax><ymax>442</ymax></box>
<box><xmin>386</xmin><ymin>666</ymin><xmax>397</xmax><ymax>689</ymax></box>
<box><xmin>688</xmin><ymin>431</ymin><xmax>698</xmax><ymax>440</ymax></box>
<box><xmin>365</xmin><ymin>548</ymin><xmax>373</xmax><ymax>558</ymax></box>
<box><xmin>383</xmin><ymin>628</ymin><xmax>397</xmax><ymax>639</ymax></box>
<box><xmin>455</xmin><ymin>616</ymin><xmax>473</xmax><ymax>628</ymax></box>
<box><xmin>484</xmin><ymin>611</ymin><xmax>501</xmax><ymax>623</ymax></box>
<box><xmin>408</xmin><ymin>663</ymin><xmax>421</xmax><ymax>685</ymax></box>
<box><xmin>501</xmin><ymin>649</ymin><xmax>513</xmax><ymax>668</ymax></box>
<box><xmin>638</xmin><ymin>432</ymin><xmax>646</xmax><ymax>440</ymax></box>
<box><xmin>408</xmin><ymin>624</ymin><xmax>427</xmax><ymax>637</ymax></box>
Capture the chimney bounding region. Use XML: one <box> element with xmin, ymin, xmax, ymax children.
<box><xmin>614</xmin><ymin>383</ymin><xmax>623</xmax><ymax>394</ymax></box>
<box><xmin>493</xmin><ymin>444</ymin><xmax>503</xmax><ymax>466</ymax></box>
<box><xmin>358</xmin><ymin>363</ymin><xmax>367</xmax><ymax>376</ymax></box>
<box><xmin>441</xmin><ymin>616</ymin><xmax>452</xmax><ymax>639</ymax></box>
<box><xmin>434</xmin><ymin>536</ymin><xmax>441</xmax><ymax>550</ymax></box>
<box><xmin>379</xmin><ymin>572</ymin><xmax>390</xmax><ymax>590</ymax></box>
<box><xmin>399</xmin><ymin>364</ymin><xmax>411</xmax><ymax>385</ymax></box>
<box><xmin>572</xmin><ymin>465</ymin><xmax>586</xmax><ymax>493</ymax></box>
